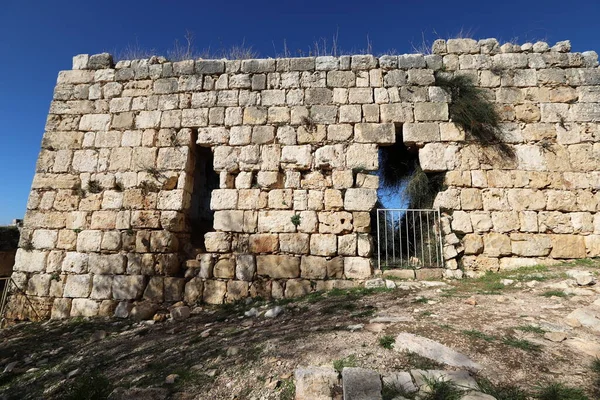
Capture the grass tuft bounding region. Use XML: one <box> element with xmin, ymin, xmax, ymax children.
<box><xmin>436</xmin><ymin>74</ymin><xmax>514</xmax><ymax>159</ymax></box>
<box><xmin>61</xmin><ymin>371</ymin><xmax>112</xmax><ymax>400</ymax></box>
<box><xmin>514</xmin><ymin>325</ymin><xmax>545</xmax><ymax>334</ymax></box>
<box><xmin>333</xmin><ymin>355</ymin><xmax>357</xmax><ymax>373</ymax></box>
<box><xmin>502</xmin><ymin>337</ymin><xmax>541</xmax><ymax>352</ymax></box>
<box><xmin>534</xmin><ymin>382</ymin><xmax>589</xmax><ymax>400</ymax></box>
<box><xmin>540</xmin><ymin>290</ymin><xmax>568</xmax><ymax>298</ymax></box>
<box><xmin>421</xmin><ymin>376</ymin><xmax>464</xmax><ymax>400</ymax></box>
<box><xmin>379</xmin><ymin>335</ymin><xmax>395</xmax><ymax>350</ymax></box>
<box><xmin>462</xmin><ymin>329</ymin><xmax>497</xmax><ymax>342</ymax></box>
<box><xmin>476</xmin><ymin>377</ymin><xmax>529</xmax><ymax>400</ymax></box>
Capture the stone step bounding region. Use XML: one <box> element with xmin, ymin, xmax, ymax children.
<box><xmin>294</xmin><ymin>365</ymin><xmax>497</xmax><ymax>400</ymax></box>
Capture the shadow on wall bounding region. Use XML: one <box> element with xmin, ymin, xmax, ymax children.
<box><xmin>189</xmin><ymin>139</ymin><xmax>219</xmax><ymax>251</ymax></box>
<box><xmin>0</xmin><ymin>226</ymin><xmax>19</xmax><ymax>277</ymax></box>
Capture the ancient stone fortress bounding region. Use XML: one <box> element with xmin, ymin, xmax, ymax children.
<box><xmin>7</xmin><ymin>38</ymin><xmax>600</xmax><ymax>320</ymax></box>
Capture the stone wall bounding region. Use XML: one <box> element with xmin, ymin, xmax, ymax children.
<box><xmin>7</xmin><ymin>38</ymin><xmax>600</xmax><ymax>320</ymax></box>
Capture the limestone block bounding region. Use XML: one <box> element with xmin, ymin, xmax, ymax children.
<box><xmin>419</xmin><ymin>143</ymin><xmax>458</xmax><ymax>171</ymax></box>
<box><xmin>338</xmin><ymin>234</ymin><xmax>357</xmax><ymax>256</ymax></box>
<box><xmin>483</xmin><ymin>233</ymin><xmax>512</xmax><ymax>257</ymax></box>
<box><xmin>50</xmin><ymin>298</ymin><xmax>72</xmax><ymax>320</ymax></box>
<box><xmin>210</xmin><ymin>189</ymin><xmax>238</xmax><ymax>210</ymax></box>
<box><xmin>79</xmin><ymin>114</ymin><xmax>111</xmax><ymax>131</ymax></box>
<box><xmin>112</xmin><ymin>275</ymin><xmax>145</xmax><ymax>300</ymax></box>
<box><xmin>279</xmin><ymin>233</ymin><xmax>310</xmax><ymax>254</ymax></box>
<box><xmin>226</xmin><ymin>280</ymin><xmax>249</xmax><ymax>303</ymax></box>
<box><xmin>550</xmin><ymin>235</ymin><xmax>586</xmax><ymax>259</ymax></box>
<box><xmin>213</xmin><ymin>210</ymin><xmax>245</xmax><ymax>232</ymax></box>
<box><xmin>25</xmin><ymin>274</ymin><xmax>51</xmax><ymax>297</ymax></box>
<box><xmin>184</xmin><ymin>277</ymin><xmax>203</xmax><ymax>304</ymax></box>
<box><xmin>60</xmin><ymin>252</ymin><xmax>88</xmax><ymax>274</ymax></box>
<box><xmin>203</xmin><ymin>280</ymin><xmax>226</xmax><ymax>304</ymax></box>
<box><xmin>407</xmin><ymin>69</ymin><xmax>435</xmax><ymax>85</ymax></box>
<box><xmin>482</xmin><ymin>189</ymin><xmax>510</xmax><ymax>211</ymax></box>
<box><xmin>295</xmin><ymin>366</ymin><xmax>339</xmax><ymax>400</ymax></box>
<box><xmin>204</xmin><ymin>232</ymin><xmax>231</xmax><ymax>252</ymax></box>
<box><xmin>64</xmin><ymin>274</ymin><xmax>92</xmax><ymax>298</ymax></box>
<box><xmin>298</xmin><ymin>211</ymin><xmax>318</xmax><ymax>233</ymax></box>
<box><xmin>285</xmin><ymin>279</ymin><xmax>311</xmax><ymax>298</ymax></box>
<box><xmin>463</xmin><ymin>234</ymin><xmax>484</xmax><ymax>255</ymax></box>
<box><xmin>546</xmin><ymin>190</ymin><xmax>578</xmax><ymax>211</ymax></box>
<box><xmin>313</xmin><ymin>145</ymin><xmax>344</xmax><ymax>170</ymax></box>
<box><xmin>89</xmin><ymin>254</ymin><xmax>126</xmax><ymax>275</ymax></box>
<box><xmin>318</xmin><ymin>211</ymin><xmax>353</xmax><ymax>234</ymax></box>
<box><xmin>491</xmin><ymin>211</ymin><xmax>520</xmax><ymax>233</ymax></box>
<box><xmin>257</xmin><ymin>210</ymin><xmax>296</xmax><ymax>233</ymax></box>
<box><xmin>309</xmin><ymin>234</ymin><xmax>337</xmax><ymax>256</ymax></box>
<box><xmin>414</xmin><ymin>103</ymin><xmax>448</xmax><ymax>122</ymax></box>
<box><xmin>460</xmin><ymin>189</ymin><xmax>483</xmax><ymax>210</ymax></box>
<box><xmin>492</xmin><ymin>53</ymin><xmax>528</xmax><ymax>69</ymax></box>
<box><xmin>355</xmin><ymin>173</ymin><xmax>379</xmax><ymax>189</ymax></box>
<box><xmin>469</xmin><ymin>212</ymin><xmax>493</xmax><ymax>233</ymax></box>
<box><xmin>539</xmin><ymin>211</ymin><xmax>573</xmax><ymax>234</ymax></box>
<box><xmin>433</xmin><ymin>189</ymin><xmax>461</xmax><ymax>210</ymax></box>
<box><xmin>281</xmin><ymin>145</ymin><xmax>312</xmax><ymax>169</ymax></box>
<box><xmin>249</xmin><ymin>233</ymin><xmax>279</xmax><ymax>253</ymax></box>
<box><xmin>451</xmin><ymin>211</ymin><xmax>472</xmax><ymax>234</ymax></box>
<box><xmin>510</xmin><ymin>233</ymin><xmax>552</xmax><ymax>257</ymax></box>
<box><xmin>344</xmin><ymin>189</ymin><xmax>377</xmax><ymax>211</ymax></box>
<box><xmin>164</xmin><ymin>277</ymin><xmax>185</xmax><ymax>302</ymax></box>
<box><xmin>584</xmin><ymin>235</ymin><xmax>600</xmax><ymax>257</ymax></box>
<box><xmin>346</xmin><ymin>143</ymin><xmax>379</xmax><ymax>170</ymax></box>
<box><xmin>256</xmin><ymin>255</ymin><xmax>300</xmax><ymax>278</ymax></box>
<box><xmin>344</xmin><ymin>257</ymin><xmax>372</xmax><ymax>279</ymax></box>
<box><xmin>354</xmin><ymin>123</ymin><xmax>395</xmax><ymax>144</ymax></box>
<box><xmin>232</xmin><ymin>254</ymin><xmax>254</xmax><ymax>281</ymax></box>
<box><xmin>90</xmin><ymin>275</ymin><xmax>113</xmax><ymax>300</ymax></box>
<box><xmin>70</xmin><ymin>299</ymin><xmax>99</xmax><ymax>318</ymax></box>
<box><xmin>31</xmin><ymin>229</ymin><xmax>58</xmax><ymax>250</ymax></box>
<box><xmin>143</xmin><ymin>276</ymin><xmax>164</xmax><ymax>302</ymax></box>
<box><xmin>214</xmin><ymin>258</ymin><xmax>235</xmax><ymax>279</ymax></box>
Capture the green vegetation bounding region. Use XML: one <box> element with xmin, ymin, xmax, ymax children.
<box><xmin>379</xmin><ymin>335</ymin><xmax>395</xmax><ymax>350</ymax></box>
<box><xmin>61</xmin><ymin>371</ymin><xmax>112</xmax><ymax>400</ymax></box>
<box><xmin>382</xmin><ymin>382</ymin><xmax>416</xmax><ymax>400</ymax></box>
<box><xmin>290</xmin><ymin>214</ymin><xmax>301</xmax><ymax>227</ymax></box>
<box><xmin>333</xmin><ymin>355</ymin><xmax>357</xmax><ymax>373</ymax></box>
<box><xmin>462</xmin><ymin>329</ymin><xmax>497</xmax><ymax>342</ymax></box>
<box><xmin>421</xmin><ymin>377</ymin><xmax>463</xmax><ymax>400</ymax></box>
<box><xmin>412</xmin><ymin>296</ymin><xmax>430</xmax><ymax>304</ymax></box>
<box><xmin>514</xmin><ymin>325</ymin><xmax>545</xmax><ymax>334</ymax></box>
<box><xmin>436</xmin><ymin>74</ymin><xmax>514</xmax><ymax>159</ymax></box>
<box><xmin>86</xmin><ymin>180</ymin><xmax>103</xmax><ymax>194</ymax></box>
<box><xmin>476</xmin><ymin>377</ymin><xmax>529</xmax><ymax>400</ymax></box>
<box><xmin>502</xmin><ymin>337</ymin><xmax>541</xmax><ymax>352</ymax></box>
<box><xmin>279</xmin><ymin>378</ymin><xmax>295</xmax><ymax>400</ymax></box>
<box><xmin>534</xmin><ymin>382</ymin><xmax>589</xmax><ymax>400</ymax></box>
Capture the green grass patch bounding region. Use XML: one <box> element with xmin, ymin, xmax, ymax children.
<box><xmin>421</xmin><ymin>311</ymin><xmax>433</xmax><ymax>317</ymax></box>
<box><xmin>534</xmin><ymin>382</ymin><xmax>589</xmax><ymax>400</ymax></box>
<box><xmin>421</xmin><ymin>376</ymin><xmax>464</xmax><ymax>400</ymax></box>
<box><xmin>60</xmin><ymin>371</ymin><xmax>113</xmax><ymax>400</ymax></box>
<box><xmin>462</xmin><ymin>329</ymin><xmax>497</xmax><ymax>342</ymax></box>
<box><xmin>476</xmin><ymin>377</ymin><xmax>529</xmax><ymax>400</ymax></box>
<box><xmin>591</xmin><ymin>358</ymin><xmax>600</xmax><ymax>374</ymax></box>
<box><xmin>540</xmin><ymin>290</ymin><xmax>568</xmax><ymax>298</ymax></box>
<box><xmin>502</xmin><ymin>337</ymin><xmax>541</xmax><ymax>352</ymax></box>
<box><xmin>382</xmin><ymin>382</ymin><xmax>417</xmax><ymax>400</ymax></box>
<box><xmin>514</xmin><ymin>325</ymin><xmax>546</xmax><ymax>334</ymax></box>
<box><xmin>278</xmin><ymin>378</ymin><xmax>295</xmax><ymax>400</ymax></box>
<box><xmin>379</xmin><ymin>335</ymin><xmax>395</xmax><ymax>350</ymax></box>
<box><xmin>333</xmin><ymin>355</ymin><xmax>357</xmax><ymax>373</ymax></box>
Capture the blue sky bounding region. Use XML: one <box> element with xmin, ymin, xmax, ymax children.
<box><xmin>1</xmin><ymin>0</ymin><xmax>599</xmax><ymax>224</ymax></box>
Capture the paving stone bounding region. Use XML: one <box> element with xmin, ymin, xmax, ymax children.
<box><xmin>341</xmin><ymin>367</ymin><xmax>382</xmax><ymax>400</ymax></box>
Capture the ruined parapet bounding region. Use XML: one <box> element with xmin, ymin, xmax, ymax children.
<box><xmin>7</xmin><ymin>38</ymin><xmax>600</xmax><ymax>320</ymax></box>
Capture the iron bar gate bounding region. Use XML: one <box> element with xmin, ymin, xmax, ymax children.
<box><xmin>376</xmin><ymin>209</ymin><xmax>444</xmax><ymax>270</ymax></box>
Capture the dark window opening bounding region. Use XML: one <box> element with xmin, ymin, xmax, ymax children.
<box><xmin>189</xmin><ymin>140</ymin><xmax>219</xmax><ymax>250</ymax></box>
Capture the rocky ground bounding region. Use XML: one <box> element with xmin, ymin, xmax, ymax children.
<box><xmin>1</xmin><ymin>259</ymin><xmax>600</xmax><ymax>399</ymax></box>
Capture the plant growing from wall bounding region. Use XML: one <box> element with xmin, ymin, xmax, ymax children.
<box><xmin>435</xmin><ymin>74</ymin><xmax>515</xmax><ymax>158</ymax></box>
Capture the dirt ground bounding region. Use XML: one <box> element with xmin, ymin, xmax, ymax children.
<box><xmin>1</xmin><ymin>259</ymin><xmax>599</xmax><ymax>400</ymax></box>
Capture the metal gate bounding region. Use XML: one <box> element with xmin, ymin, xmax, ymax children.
<box><xmin>376</xmin><ymin>208</ymin><xmax>444</xmax><ymax>270</ymax></box>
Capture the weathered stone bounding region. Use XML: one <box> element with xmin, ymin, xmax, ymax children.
<box><xmin>256</xmin><ymin>255</ymin><xmax>300</xmax><ymax>278</ymax></box>
<box><xmin>341</xmin><ymin>367</ymin><xmax>382</xmax><ymax>400</ymax></box>
<box><xmin>294</xmin><ymin>366</ymin><xmax>339</xmax><ymax>400</ymax></box>
<box><xmin>394</xmin><ymin>333</ymin><xmax>482</xmax><ymax>371</ymax></box>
